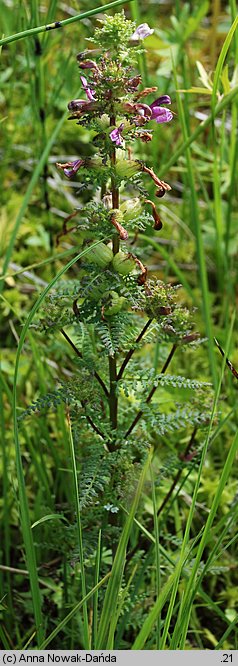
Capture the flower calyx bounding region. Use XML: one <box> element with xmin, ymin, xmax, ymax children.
<box><xmin>102</xmin><ymin>291</ymin><xmax>126</xmax><ymax>318</ymax></box>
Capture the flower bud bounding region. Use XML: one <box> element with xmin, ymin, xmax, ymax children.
<box><xmin>86</xmin><ymin>243</ymin><xmax>113</xmax><ymax>268</ymax></box>
<box><xmin>86</xmin><ymin>157</ymin><xmax>108</xmax><ymax>169</ymax></box>
<box><xmin>104</xmin><ymin>291</ymin><xmax>126</xmax><ymax>316</ymax></box>
<box><xmin>120</xmin><ymin>198</ymin><xmax>142</xmax><ymax>222</ymax></box>
<box><xmin>112</xmin><ymin>252</ymin><xmax>135</xmax><ymax>275</ymax></box>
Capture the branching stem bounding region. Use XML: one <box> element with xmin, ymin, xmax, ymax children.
<box><xmin>60</xmin><ymin>328</ymin><xmax>109</xmax><ymax>397</ymax></box>
<box><xmin>125</xmin><ymin>343</ymin><xmax>177</xmax><ymax>438</ymax></box>
<box><xmin>117</xmin><ymin>318</ymin><xmax>152</xmax><ymax>381</ymax></box>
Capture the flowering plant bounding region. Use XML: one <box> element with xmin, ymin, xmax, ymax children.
<box><xmin>30</xmin><ymin>12</ymin><xmax>211</xmax><ymax>548</ymax></box>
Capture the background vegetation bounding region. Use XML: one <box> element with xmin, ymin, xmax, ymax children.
<box><xmin>1</xmin><ymin>0</ymin><xmax>238</xmax><ymax>650</ymax></box>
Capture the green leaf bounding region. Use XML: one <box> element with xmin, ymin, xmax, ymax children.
<box><xmin>196</xmin><ymin>60</ymin><xmax>213</xmax><ymax>90</ymax></box>
<box><xmin>221</xmin><ymin>64</ymin><xmax>231</xmax><ymax>95</ymax></box>
<box><xmin>31</xmin><ymin>514</ymin><xmax>68</xmax><ymax>529</ymax></box>
<box><xmin>178</xmin><ymin>86</ymin><xmax>212</xmax><ymax>95</ymax></box>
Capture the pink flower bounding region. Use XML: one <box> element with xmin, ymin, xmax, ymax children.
<box><xmin>80</xmin><ymin>75</ymin><xmax>96</xmax><ymax>101</ymax></box>
<box><xmin>56</xmin><ymin>158</ymin><xmax>85</xmax><ymax>178</ymax></box>
<box><xmin>150</xmin><ymin>96</ymin><xmax>173</xmax><ymax>123</ymax></box>
<box><xmin>109</xmin><ymin>123</ymin><xmax>125</xmax><ymax>146</ymax></box>
<box><xmin>130</xmin><ymin>23</ymin><xmax>154</xmax><ymax>41</ymax></box>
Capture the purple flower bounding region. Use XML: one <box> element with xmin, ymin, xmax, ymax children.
<box><xmin>80</xmin><ymin>75</ymin><xmax>96</xmax><ymax>101</ymax></box>
<box><xmin>130</xmin><ymin>23</ymin><xmax>154</xmax><ymax>41</ymax></box>
<box><xmin>109</xmin><ymin>123</ymin><xmax>125</xmax><ymax>146</ymax></box>
<box><xmin>150</xmin><ymin>96</ymin><xmax>173</xmax><ymax>123</ymax></box>
<box><xmin>56</xmin><ymin>158</ymin><xmax>85</xmax><ymax>178</ymax></box>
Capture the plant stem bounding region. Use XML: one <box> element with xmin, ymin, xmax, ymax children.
<box><xmin>0</xmin><ymin>0</ymin><xmax>133</xmax><ymax>47</ymax></box>
<box><xmin>125</xmin><ymin>343</ymin><xmax>177</xmax><ymax>438</ymax></box>
<box><xmin>110</xmin><ymin>115</ymin><xmax>120</xmax><ymax>255</ymax></box>
<box><xmin>60</xmin><ymin>329</ymin><xmax>106</xmax><ymax>439</ymax></box>
<box><xmin>108</xmin><ymin>115</ymin><xmax>119</xmax><ymax>433</ymax></box>
<box><xmin>60</xmin><ymin>329</ymin><xmax>109</xmax><ymax>397</ymax></box>
<box><xmin>108</xmin><ymin>355</ymin><xmax>118</xmax><ymax>431</ymax></box>
<box><xmin>117</xmin><ymin>318</ymin><xmax>152</xmax><ymax>381</ymax></box>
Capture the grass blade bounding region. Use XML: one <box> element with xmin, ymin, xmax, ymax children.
<box><xmin>173</xmin><ymin>57</ymin><xmax>217</xmax><ymax>387</ymax></box>
<box><xmin>66</xmin><ymin>408</ymin><xmax>90</xmax><ymax>649</ymax></box>
<box><xmin>13</xmin><ymin>240</ymin><xmax>105</xmax><ymax>647</ymax></box>
<box><xmin>132</xmin><ymin>556</ymin><xmax>185</xmax><ymax>649</ymax></box>
<box><xmin>96</xmin><ymin>451</ymin><xmax>152</xmax><ymax>649</ymax></box>
<box><xmin>39</xmin><ymin>573</ymin><xmax>111</xmax><ymax>650</ymax></box>
<box><xmin>211</xmin><ymin>15</ymin><xmax>238</xmax><ymax>113</ymax></box>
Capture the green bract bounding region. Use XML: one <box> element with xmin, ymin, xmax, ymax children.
<box><xmin>104</xmin><ymin>291</ymin><xmax>126</xmax><ymax>316</ymax></box>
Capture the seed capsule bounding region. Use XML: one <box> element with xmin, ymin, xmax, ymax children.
<box><xmin>104</xmin><ymin>291</ymin><xmax>126</xmax><ymax>316</ymax></box>
<box><xmin>86</xmin><ymin>243</ymin><xmax>113</xmax><ymax>268</ymax></box>
<box><xmin>120</xmin><ymin>198</ymin><xmax>142</xmax><ymax>222</ymax></box>
<box><xmin>116</xmin><ymin>159</ymin><xmax>141</xmax><ymax>179</ymax></box>
<box><xmin>112</xmin><ymin>252</ymin><xmax>135</xmax><ymax>275</ymax></box>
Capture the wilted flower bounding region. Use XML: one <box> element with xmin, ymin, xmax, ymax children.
<box><xmin>140</xmin><ymin>164</ymin><xmax>171</xmax><ymax>194</ymax></box>
<box><xmin>78</xmin><ymin>60</ymin><xmax>99</xmax><ymax>71</ymax></box>
<box><xmin>130</xmin><ymin>23</ymin><xmax>154</xmax><ymax>41</ymax></box>
<box><xmin>110</xmin><ymin>210</ymin><xmax>128</xmax><ymax>239</ymax></box>
<box><xmin>80</xmin><ymin>75</ymin><xmax>96</xmax><ymax>101</ymax></box>
<box><xmin>135</xmin><ymin>86</ymin><xmax>157</xmax><ymax>100</ymax></box>
<box><xmin>127</xmin><ymin>75</ymin><xmax>142</xmax><ymax>90</ymax></box>
<box><xmin>56</xmin><ymin>158</ymin><xmax>85</xmax><ymax>178</ymax></box>
<box><xmin>110</xmin><ymin>123</ymin><xmax>125</xmax><ymax>146</ymax></box>
<box><xmin>68</xmin><ymin>98</ymin><xmax>90</xmax><ymax>111</ymax></box>
<box><xmin>137</xmin><ymin>130</ymin><xmax>153</xmax><ymax>142</ymax></box>
<box><xmin>144</xmin><ymin>199</ymin><xmax>163</xmax><ymax>230</ymax></box>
